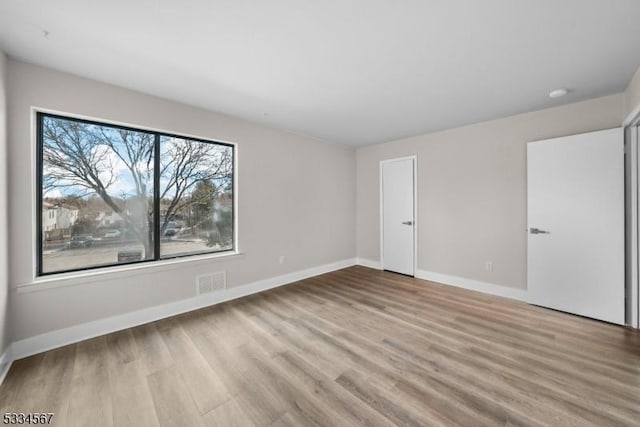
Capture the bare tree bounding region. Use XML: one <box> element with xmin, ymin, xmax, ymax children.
<box><xmin>158</xmin><ymin>137</ymin><xmax>232</xmax><ymax>236</ymax></box>
<box><xmin>42</xmin><ymin>116</ymin><xmax>232</xmax><ymax>257</ymax></box>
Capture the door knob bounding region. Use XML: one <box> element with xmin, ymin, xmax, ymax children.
<box><xmin>402</xmin><ymin>221</ymin><xmax>413</xmax><ymax>226</ymax></box>
<box><xmin>529</xmin><ymin>227</ymin><xmax>550</xmax><ymax>234</ymax></box>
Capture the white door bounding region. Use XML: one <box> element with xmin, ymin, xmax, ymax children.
<box><xmin>527</xmin><ymin>128</ymin><xmax>624</xmax><ymax>324</ymax></box>
<box><xmin>381</xmin><ymin>157</ymin><xmax>415</xmax><ymax>276</ymax></box>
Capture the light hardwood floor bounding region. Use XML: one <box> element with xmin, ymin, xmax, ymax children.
<box><xmin>1</xmin><ymin>266</ymin><xmax>639</xmax><ymax>426</ymax></box>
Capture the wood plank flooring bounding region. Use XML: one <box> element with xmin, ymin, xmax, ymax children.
<box><xmin>1</xmin><ymin>266</ymin><xmax>639</xmax><ymax>426</ymax></box>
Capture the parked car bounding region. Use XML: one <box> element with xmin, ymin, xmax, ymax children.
<box><xmin>69</xmin><ymin>235</ymin><xmax>93</xmax><ymax>248</ymax></box>
<box><xmin>164</xmin><ymin>228</ymin><xmax>177</xmax><ymax>237</ymax></box>
<box><xmin>104</xmin><ymin>230</ymin><xmax>121</xmax><ymax>239</ymax></box>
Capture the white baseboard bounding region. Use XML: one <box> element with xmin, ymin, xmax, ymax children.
<box><xmin>0</xmin><ymin>344</ymin><xmax>12</xmax><ymax>387</ymax></box>
<box><xmin>11</xmin><ymin>258</ymin><xmax>357</xmax><ymax>361</ymax></box>
<box><xmin>416</xmin><ymin>269</ymin><xmax>527</xmax><ymax>301</ymax></box>
<box><xmin>356</xmin><ymin>258</ymin><xmax>382</xmax><ymax>270</ymax></box>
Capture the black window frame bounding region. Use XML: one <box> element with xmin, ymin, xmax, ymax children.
<box><xmin>36</xmin><ymin>111</ymin><xmax>236</xmax><ymax>277</ymax></box>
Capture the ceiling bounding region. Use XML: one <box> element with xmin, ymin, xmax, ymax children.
<box><xmin>1</xmin><ymin>1</ymin><xmax>640</xmax><ymax>147</ymax></box>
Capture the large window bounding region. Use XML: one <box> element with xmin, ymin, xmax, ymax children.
<box><xmin>37</xmin><ymin>113</ymin><xmax>234</xmax><ymax>276</ymax></box>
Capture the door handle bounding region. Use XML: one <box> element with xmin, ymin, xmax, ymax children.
<box><xmin>529</xmin><ymin>227</ymin><xmax>550</xmax><ymax>234</ymax></box>
<box><xmin>402</xmin><ymin>221</ymin><xmax>414</xmax><ymax>226</ymax></box>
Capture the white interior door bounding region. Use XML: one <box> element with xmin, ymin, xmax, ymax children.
<box><xmin>381</xmin><ymin>157</ymin><xmax>415</xmax><ymax>276</ymax></box>
<box><xmin>527</xmin><ymin>128</ymin><xmax>624</xmax><ymax>324</ymax></box>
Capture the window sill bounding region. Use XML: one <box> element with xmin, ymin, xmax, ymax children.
<box><xmin>16</xmin><ymin>251</ymin><xmax>246</xmax><ymax>294</ymax></box>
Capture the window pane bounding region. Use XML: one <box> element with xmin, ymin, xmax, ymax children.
<box><xmin>159</xmin><ymin>136</ymin><xmax>233</xmax><ymax>258</ymax></box>
<box><xmin>41</xmin><ymin>115</ymin><xmax>155</xmax><ymax>273</ymax></box>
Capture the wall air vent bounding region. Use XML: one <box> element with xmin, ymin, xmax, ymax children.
<box><xmin>196</xmin><ymin>271</ymin><xmax>226</xmax><ymax>295</ymax></box>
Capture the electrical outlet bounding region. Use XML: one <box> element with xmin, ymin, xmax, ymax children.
<box><xmin>279</xmin><ymin>255</ymin><xmax>285</xmax><ymax>265</ymax></box>
<box><xmin>485</xmin><ymin>261</ymin><xmax>493</xmax><ymax>272</ymax></box>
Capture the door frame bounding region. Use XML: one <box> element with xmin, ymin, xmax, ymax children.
<box><xmin>624</xmin><ymin>108</ymin><xmax>640</xmax><ymax>328</ymax></box>
<box><xmin>379</xmin><ymin>156</ymin><xmax>418</xmax><ymax>276</ymax></box>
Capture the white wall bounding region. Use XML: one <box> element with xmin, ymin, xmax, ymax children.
<box><xmin>0</xmin><ymin>52</ymin><xmax>9</xmax><ymax>358</ymax></box>
<box><xmin>357</xmin><ymin>94</ymin><xmax>625</xmax><ymax>291</ymax></box>
<box><xmin>7</xmin><ymin>59</ymin><xmax>356</xmax><ymax>342</ymax></box>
